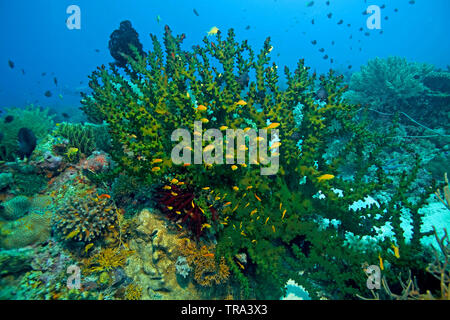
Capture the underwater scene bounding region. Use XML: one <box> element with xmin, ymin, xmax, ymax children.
<box><xmin>0</xmin><ymin>0</ymin><xmax>449</xmax><ymax>301</ymax></box>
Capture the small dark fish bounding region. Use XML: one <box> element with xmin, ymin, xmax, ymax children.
<box><xmin>316</xmin><ymin>87</ymin><xmax>328</xmax><ymax>102</ymax></box>
<box><xmin>394</xmin><ymin>8</ymin><xmax>398</xmax><ymax>12</ymax></box>
<box><xmin>41</xmin><ymin>72</ymin><xmax>46</xmax><ymax>76</ymax></box>
<box><xmin>236</xmin><ymin>73</ymin><xmax>250</xmax><ymax>87</ymax></box>
<box><xmin>8</xmin><ymin>60</ymin><xmax>14</xmax><ymax>69</ymax></box>
<box><xmin>323</xmin><ymin>55</ymin><xmax>328</xmax><ymax>60</ymax></box>
<box><xmin>364</xmin><ymin>32</ymin><xmax>370</xmax><ymax>36</ymax></box>
<box><xmin>44</xmin><ymin>90</ymin><xmax>52</xmax><ymax>97</ymax></box>
<box><xmin>95</xmin><ymin>49</ymin><xmax>100</xmax><ymax>53</ymax></box>
<box><xmin>311</xmin><ymin>40</ymin><xmax>317</xmax><ymax>45</ymax></box>
<box><xmin>413</xmin><ymin>75</ymin><xmax>420</xmax><ymax>79</ymax></box>
<box><xmin>359</xmin><ymin>27</ymin><xmax>363</xmax><ymax>31</ymax></box>
<box><xmin>326</xmin><ymin>1</ymin><xmax>330</xmax><ymax>5</ymax></box>
<box><xmin>362</xmin><ymin>10</ymin><xmax>368</xmax><ymax>15</ymax></box>
<box><xmin>337</xmin><ymin>20</ymin><xmax>343</xmax><ymax>25</ymax></box>
<box><xmin>62</xmin><ymin>112</ymin><xmax>70</xmax><ymax>119</ymax></box>
<box><xmin>21</xmin><ymin>69</ymin><xmax>25</xmax><ymax>75</ymax></box>
<box><xmin>348</xmin><ymin>65</ymin><xmax>352</xmax><ymax>69</ymax></box>
<box><xmin>349</xmin><ymin>35</ymin><xmax>353</xmax><ymax>39</ymax></box>
<box><xmin>311</xmin><ymin>19</ymin><xmax>315</xmax><ymax>24</ymax></box>
<box><xmin>18</xmin><ymin>128</ymin><xmax>37</xmax><ymax>159</ymax></box>
<box><xmin>306</xmin><ymin>1</ymin><xmax>314</xmax><ymax>7</ymax></box>
<box><xmin>319</xmin><ymin>48</ymin><xmax>325</xmax><ymax>53</ymax></box>
<box><xmin>347</xmin><ymin>24</ymin><xmax>351</xmax><ymax>27</ymax></box>
<box><xmin>380</xmin><ymin>30</ymin><xmax>384</xmax><ymax>34</ymax></box>
<box><xmin>193</xmin><ymin>8</ymin><xmax>199</xmax><ymax>16</ymax></box>
<box><xmin>245</xmin><ymin>25</ymin><xmax>250</xmax><ymax>30</ymax></box>
<box><xmin>331</xmin><ymin>41</ymin><xmax>335</xmax><ymax>45</ymax></box>
<box><xmin>327</xmin><ymin>13</ymin><xmax>332</xmax><ymax>19</ymax></box>
<box><xmin>409</xmin><ymin>0</ymin><xmax>415</xmax><ymax>4</ymax></box>
<box><xmin>330</xmin><ymin>59</ymin><xmax>334</xmax><ymax>63</ymax></box>
<box><xmin>4</xmin><ymin>115</ymin><xmax>14</xmax><ymax>123</ymax></box>
<box><xmin>54</xmin><ymin>77</ymin><xmax>58</xmax><ymax>86</ymax></box>
<box><xmin>384</xmin><ymin>16</ymin><xmax>389</xmax><ymax>20</ymax></box>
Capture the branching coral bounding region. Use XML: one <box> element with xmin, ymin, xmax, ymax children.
<box><xmin>81</xmin><ymin>26</ymin><xmax>435</xmax><ymax>299</ymax></box>
<box><xmin>53</xmin><ymin>194</ymin><xmax>118</xmax><ymax>243</ymax></box>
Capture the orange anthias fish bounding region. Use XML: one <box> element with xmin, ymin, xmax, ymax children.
<box><xmin>98</xmin><ymin>194</ymin><xmax>111</xmax><ymax>199</ymax></box>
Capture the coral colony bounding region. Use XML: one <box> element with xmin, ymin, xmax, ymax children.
<box><xmin>0</xmin><ymin>21</ymin><xmax>449</xmax><ymax>301</ymax></box>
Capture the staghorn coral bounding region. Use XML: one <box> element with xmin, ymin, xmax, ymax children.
<box><xmin>53</xmin><ymin>195</ymin><xmax>117</xmax><ymax>243</ymax></box>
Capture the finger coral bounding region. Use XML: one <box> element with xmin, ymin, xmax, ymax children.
<box><xmin>53</xmin><ymin>195</ymin><xmax>118</xmax><ymax>243</ymax></box>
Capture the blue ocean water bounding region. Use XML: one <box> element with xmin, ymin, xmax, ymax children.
<box><xmin>0</xmin><ymin>0</ymin><xmax>448</xmax><ymax>111</ymax></box>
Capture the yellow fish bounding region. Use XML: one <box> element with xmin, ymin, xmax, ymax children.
<box><xmin>152</xmin><ymin>158</ymin><xmax>163</xmax><ymax>164</ymax></box>
<box><xmin>254</xmin><ymin>193</ymin><xmax>261</xmax><ymax>202</ymax></box>
<box><xmin>269</xmin><ymin>141</ymin><xmax>281</xmax><ymax>150</ymax></box>
<box><xmin>265</xmin><ymin>217</ymin><xmax>270</xmax><ymax>225</ymax></box>
<box><xmin>202</xmin><ymin>187</ymin><xmax>210</xmax><ymax>190</ymax></box>
<box><xmin>250</xmin><ymin>209</ymin><xmax>257</xmax><ymax>216</ymax></box>
<box><xmin>201</xmin><ymin>223</ymin><xmax>211</xmax><ymax>230</ymax></box>
<box><xmin>220</xmin><ymin>126</ymin><xmax>228</xmax><ymax>131</ymax></box>
<box><xmin>266</xmin><ymin>122</ymin><xmax>280</xmax><ymax>130</ymax></box>
<box><xmin>201</xmin><ymin>118</ymin><xmax>209</xmax><ymax>123</ymax></box>
<box><xmin>243</xmin><ymin>127</ymin><xmax>251</xmax><ymax>132</ymax></box>
<box><xmin>272</xmin><ymin>225</ymin><xmax>276</xmax><ymax>233</ymax></box>
<box><xmin>163</xmin><ymin>185</ymin><xmax>171</xmax><ymax>190</ymax></box>
<box><xmin>65</xmin><ymin>229</ymin><xmax>80</xmax><ymax>240</ymax></box>
<box><xmin>231</xmin><ymin>165</ymin><xmax>238</xmax><ymax>171</ymax></box>
<box><xmin>196</xmin><ymin>105</ymin><xmax>207</xmax><ymax>111</ymax></box>
<box><xmin>317</xmin><ymin>174</ymin><xmax>335</xmax><ymax>182</ymax></box>
<box><xmin>391</xmin><ymin>244</ymin><xmax>400</xmax><ymax>259</ymax></box>
<box><xmin>65</xmin><ymin>147</ymin><xmax>79</xmax><ymax>160</ymax></box>
<box><xmin>282</xmin><ymin>209</ymin><xmax>286</xmax><ymax>219</ymax></box>
<box><xmin>207</xmin><ymin>26</ymin><xmax>219</xmax><ymax>36</ymax></box>
<box><xmin>85</xmin><ymin>243</ymin><xmax>94</xmax><ymax>253</ymax></box>
<box><xmin>236</xmin><ymin>100</ymin><xmax>247</xmax><ymax>106</ymax></box>
<box><xmin>152</xmin><ymin>167</ymin><xmax>161</xmax><ymax>172</ymax></box>
<box><xmin>171</xmin><ymin>178</ymin><xmax>179</xmax><ymax>184</ymax></box>
<box><xmin>378</xmin><ymin>254</ymin><xmax>384</xmax><ymax>271</ymax></box>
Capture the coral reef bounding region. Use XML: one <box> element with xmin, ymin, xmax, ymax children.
<box><xmin>53</xmin><ymin>194</ymin><xmax>117</xmax><ymax>243</ymax></box>
<box><xmin>0</xmin><ymin>105</ymin><xmax>55</xmax><ymax>161</ymax></box>
<box><xmin>345</xmin><ymin>56</ymin><xmax>449</xmax><ymax>129</ymax></box>
<box><xmin>0</xmin><ymin>195</ymin><xmax>31</xmax><ymax>220</ymax></box>
<box><xmin>79</xmin><ymin>26</ymin><xmax>438</xmax><ymax>299</ymax></box>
